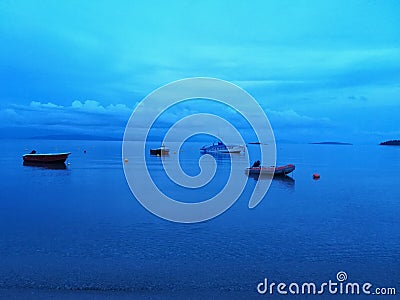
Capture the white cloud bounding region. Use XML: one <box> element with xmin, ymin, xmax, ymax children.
<box><xmin>71</xmin><ymin>100</ymin><xmax>132</xmax><ymax>114</ymax></box>
<box><xmin>1</xmin><ymin>100</ymin><xmax>133</xmax><ymax>131</ymax></box>
<box><xmin>30</xmin><ymin>101</ymin><xmax>63</xmax><ymax>109</ymax></box>
<box><xmin>266</xmin><ymin>109</ymin><xmax>331</xmax><ymax>129</ymax></box>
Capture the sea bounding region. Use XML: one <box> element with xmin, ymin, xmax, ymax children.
<box><xmin>0</xmin><ymin>139</ymin><xmax>399</xmax><ymax>299</ymax></box>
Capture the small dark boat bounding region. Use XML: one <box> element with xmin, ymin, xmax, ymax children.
<box><xmin>150</xmin><ymin>145</ymin><xmax>170</xmax><ymax>156</ymax></box>
<box><xmin>245</xmin><ymin>164</ymin><xmax>295</xmax><ymax>176</ymax></box>
<box><xmin>22</xmin><ymin>152</ymin><xmax>71</xmax><ymax>164</ymax></box>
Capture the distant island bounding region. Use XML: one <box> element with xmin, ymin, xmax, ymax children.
<box><xmin>309</xmin><ymin>142</ymin><xmax>353</xmax><ymax>145</ymax></box>
<box><xmin>380</xmin><ymin>140</ymin><xmax>400</xmax><ymax>146</ymax></box>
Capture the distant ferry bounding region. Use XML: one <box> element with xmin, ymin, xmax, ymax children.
<box><xmin>200</xmin><ymin>141</ymin><xmax>244</xmax><ymax>154</ymax></box>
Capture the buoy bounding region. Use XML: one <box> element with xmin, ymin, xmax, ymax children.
<box><xmin>83</xmin><ymin>150</ymin><xmax>87</xmax><ymax>154</ymax></box>
<box><xmin>313</xmin><ymin>173</ymin><xmax>320</xmax><ymax>180</ymax></box>
<box><xmin>124</xmin><ymin>158</ymin><xmax>128</xmax><ymax>163</ymax></box>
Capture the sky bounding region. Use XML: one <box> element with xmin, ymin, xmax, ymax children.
<box><xmin>0</xmin><ymin>0</ymin><xmax>399</xmax><ymax>143</ymax></box>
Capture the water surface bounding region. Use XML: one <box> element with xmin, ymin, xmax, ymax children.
<box><xmin>0</xmin><ymin>140</ymin><xmax>399</xmax><ymax>299</ymax></box>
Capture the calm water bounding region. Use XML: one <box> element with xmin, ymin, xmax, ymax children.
<box><xmin>0</xmin><ymin>140</ymin><xmax>399</xmax><ymax>299</ymax></box>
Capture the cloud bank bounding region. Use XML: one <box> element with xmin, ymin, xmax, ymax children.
<box><xmin>0</xmin><ymin>1</ymin><xmax>399</xmax><ymax>143</ymax></box>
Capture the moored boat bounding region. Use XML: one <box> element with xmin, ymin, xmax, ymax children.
<box><xmin>245</xmin><ymin>164</ymin><xmax>295</xmax><ymax>176</ymax></box>
<box><xmin>22</xmin><ymin>152</ymin><xmax>71</xmax><ymax>164</ymax></box>
<box><xmin>200</xmin><ymin>141</ymin><xmax>244</xmax><ymax>154</ymax></box>
<box><xmin>150</xmin><ymin>145</ymin><xmax>170</xmax><ymax>156</ymax></box>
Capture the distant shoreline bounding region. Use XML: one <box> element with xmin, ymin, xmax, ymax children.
<box><xmin>309</xmin><ymin>142</ymin><xmax>353</xmax><ymax>145</ymax></box>
<box><xmin>3</xmin><ymin>137</ymin><xmax>397</xmax><ymax>146</ymax></box>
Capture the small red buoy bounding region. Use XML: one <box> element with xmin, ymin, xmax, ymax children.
<box><xmin>313</xmin><ymin>173</ymin><xmax>320</xmax><ymax>180</ymax></box>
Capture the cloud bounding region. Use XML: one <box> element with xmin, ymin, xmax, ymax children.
<box><xmin>70</xmin><ymin>100</ymin><xmax>132</xmax><ymax>114</ymax></box>
<box><xmin>25</xmin><ymin>99</ymin><xmax>132</xmax><ymax>116</ymax></box>
<box><xmin>347</xmin><ymin>95</ymin><xmax>367</xmax><ymax>102</ymax></box>
<box><xmin>266</xmin><ymin>109</ymin><xmax>332</xmax><ymax>130</ymax></box>
<box><xmin>30</xmin><ymin>101</ymin><xmax>63</xmax><ymax>109</ymax></box>
<box><xmin>0</xmin><ymin>1</ymin><xmax>398</xmax><ymax>143</ymax></box>
<box><xmin>0</xmin><ymin>100</ymin><xmax>135</xmax><ymax>139</ymax></box>
<box><xmin>0</xmin><ymin>108</ymin><xmax>22</xmax><ymax>123</ymax></box>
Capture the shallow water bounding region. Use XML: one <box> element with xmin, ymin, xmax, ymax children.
<box><xmin>0</xmin><ymin>140</ymin><xmax>399</xmax><ymax>299</ymax></box>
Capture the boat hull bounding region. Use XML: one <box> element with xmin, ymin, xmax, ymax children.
<box><xmin>274</xmin><ymin>164</ymin><xmax>295</xmax><ymax>176</ymax></box>
<box><xmin>245</xmin><ymin>164</ymin><xmax>295</xmax><ymax>176</ymax></box>
<box><xmin>246</xmin><ymin>167</ymin><xmax>273</xmax><ymax>175</ymax></box>
<box><xmin>150</xmin><ymin>148</ymin><xmax>170</xmax><ymax>156</ymax></box>
<box><xmin>218</xmin><ymin>146</ymin><xmax>244</xmax><ymax>153</ymax></box>
<box><xmin>200</xmin><ymin>143</ymin><xmax>244</xmax><ymax>154</ymax></box>
<box><xmin>22</xmin><ymin>152</ymin><xmax>71</xmax><ymax>164</ymax></box>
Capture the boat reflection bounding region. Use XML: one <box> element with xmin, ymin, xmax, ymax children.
<box><xmin>200</xmin><ymin>152</ymin><xmax>231</xmax><ymax>158</ymax></box>
<box><xmin>247</xmin><ymin>173</ymin><xmax>295</xmax><ymax>187</ymax></box>
<box><xmin>23</xmin><ymin>161</ymin><xmax>67</xmax><ymax>170</ymax></box>
<box><xmin>247</xmin><ymin>173</ymin><xmax>274</xmax><ymax>181</ymax></box>
<box><xmin>273</xmin><ymin>175</ymin><xmax>295</xmax><ymax>188</ymax></box>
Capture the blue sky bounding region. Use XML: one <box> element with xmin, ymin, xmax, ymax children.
<box><xmin>0</xmin><ymin>0</ymin><xmax>399</xmax><ymax>143</ymax></box>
